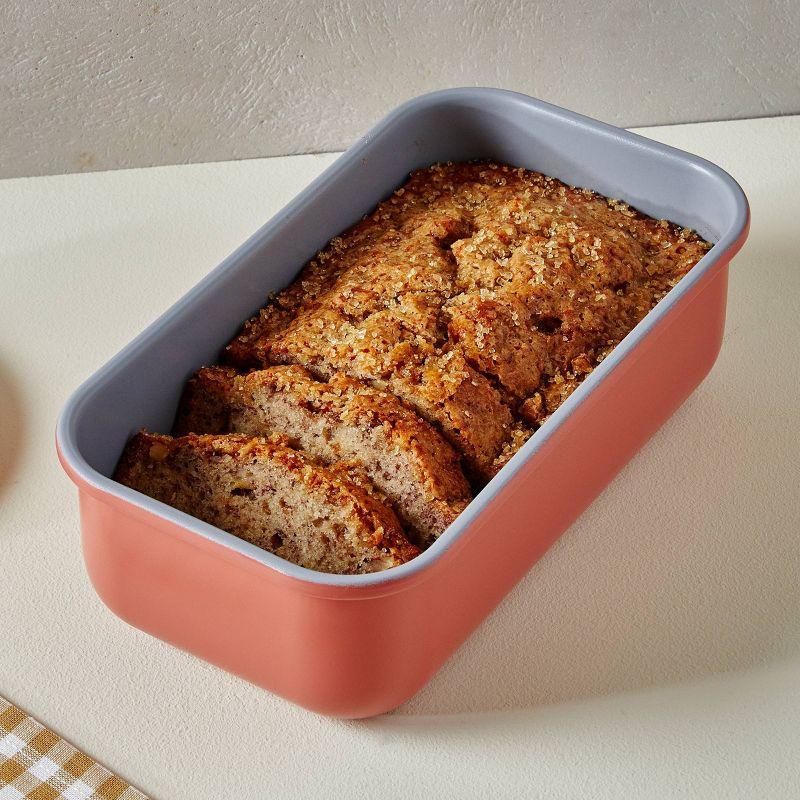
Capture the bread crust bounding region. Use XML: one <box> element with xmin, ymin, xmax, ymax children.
<box><xmin>115</xmin><ymin>431</ymin><xmax>419</xmax><ymax>574</ymax></box>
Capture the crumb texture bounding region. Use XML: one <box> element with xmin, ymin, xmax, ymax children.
<box><xmin>117</xmin><ymin>161</ymin><xmax>711</xmax><ymax>573</ymax></box>
<box><xmin>174</xmin><ymin>365</ymin><xmax>471</xmax><ymax>547</ymax></box>
<box><xmin>114</xmin><ymin>432</ymin><xmax>419</xmax><ymax>574</ymax></box>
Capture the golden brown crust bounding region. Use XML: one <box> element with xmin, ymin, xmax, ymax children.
<box><xmin>222</xmin><ymin>161</ymin><xmax>710</xmax><ymax>475</ymax></box>
<box><xmin>115</xmin><ymin>431</ymin><xmax>419</xmax><ymax>574</ymax></box>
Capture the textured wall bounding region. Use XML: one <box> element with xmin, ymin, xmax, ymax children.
<box><xmin>3</xmin><ymin>0</ymin><xmax>799</xmax><ymax>178</ymax></box>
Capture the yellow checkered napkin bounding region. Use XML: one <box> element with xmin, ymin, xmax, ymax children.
<box><xmin>0</xmin><ymin>698</ymin><xmax>147</xmax><ymax>800</ymax></box>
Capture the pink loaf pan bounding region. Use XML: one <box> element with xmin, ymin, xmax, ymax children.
<box><xmin>57</xmin><ymin>89</ymin><xmax>749</xmax><ymax>718</ymax></box>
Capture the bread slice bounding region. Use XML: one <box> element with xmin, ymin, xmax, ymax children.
<box><xmin>174</xmin><ymin>365</ymin><xmax>472</xmax><ymax>546</ymax></box>
<box><xmin>114</xmin><ymin>431</ymin><xmax>419</xmax><ymax>574</ymax></box>
<box><xmin>173</xmin><ymin>365</ymin><xmax>235</xmax><ymax>435</ymax></box>
<box><xmin>223</xmin><ymin>311</ymin><xmax>513</xmax><ymax>482</ymax></box>
<box><xmin>219</xmin><ymin>205</ymin><xmax>514</xmax><ymax>481</ymax></box>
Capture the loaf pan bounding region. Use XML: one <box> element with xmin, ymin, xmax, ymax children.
<box><xmin>57</xmin><ymin>89</ymin><xmax>749</xmax><ymax>718</ymax></box>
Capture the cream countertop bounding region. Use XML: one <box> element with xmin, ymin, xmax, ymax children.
<box><xmin>1</xmin><ymin>115</ymin><xmax>798</xmax><ymax>799</ymax></box>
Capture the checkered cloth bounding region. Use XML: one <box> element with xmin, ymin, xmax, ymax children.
<box><xmin>0</xmin><ymin>698</ymin><xmax>147</xmax><ymax>800</ymax></box>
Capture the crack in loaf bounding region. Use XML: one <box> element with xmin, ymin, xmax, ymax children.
<box><xmin>115</xmin><ymin>161</ymin><xmax>711</xmax><ymax>574</ymax></box>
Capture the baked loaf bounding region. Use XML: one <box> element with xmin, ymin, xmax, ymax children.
<box><xmin>114</xmin><ymin>431</ymin><xmax>419</xmax><ymax>574</ymax></box>
<box><xmin>116</xmin><ymin>161</ymin><xmax>712</xmax><ymax>573</ymax></box>
<box><xmin>224</xmin><ymin>162</ymin><xmax>711</xmax><ymax>478</ymax></box>
<box><xmin>173</xmin><ymin>365</ymin><xmax>471</xmax><ymax>546</ymax></box>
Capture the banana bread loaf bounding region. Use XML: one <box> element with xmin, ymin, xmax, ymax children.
<box><xmin>116</xmin><ymin>161</ymin><xmax>712</xmax><ymax>573</ymax></box>
<box><xmin>224</xmin><ymin>162</ymin><xmax>711</xmax><ymax>479</ymax></box>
